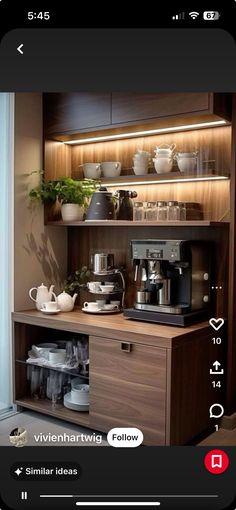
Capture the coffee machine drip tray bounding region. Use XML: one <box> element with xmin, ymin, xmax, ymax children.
<box><xmin>134</xmin><ymin>303</ymin><xmax>189</xmax><ymax>315</ymax></box>
<box><xmin>123</xmin><ymin>308</ymin><xmax>208</xmax><ymax>327</ymax></box>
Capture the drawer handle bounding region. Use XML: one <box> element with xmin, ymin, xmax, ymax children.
<box><xmin>121</xmin><ymin>342</ymin><xmax>132</xmax><ymax>353</ymax></box>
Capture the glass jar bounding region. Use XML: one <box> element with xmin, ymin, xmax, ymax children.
<box><xmin>145</xmin><ymin>201</ymin><xmax>157</xmax><ymax>221</ymax></box>
<box><xmin>157</xmin><ymin>201</ymin><xmax>167</xmax><ymax>221</ymax></box>
<box><xmin>133</xmin><ymin>201</ymin><xmax>144</xmax><ymax>221</ymax></box>
<box><xmin>167</xmin><ymin>201</ymin><xmax>180</xmax><ymax>221</ymax></box>
<box><xmin>179</xmin><ymin>202</ymin><xmax>187</xmax><ymax>221</ymax></box>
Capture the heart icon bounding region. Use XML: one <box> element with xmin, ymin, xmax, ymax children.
<box><xmin>209</xmin><ymin>318</ymin><xmax>224</xmax><ymax>331</ymax></box>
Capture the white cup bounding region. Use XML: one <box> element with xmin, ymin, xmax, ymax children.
<box><xmin>71</xmin><ymin>384</ymin><xmax>89</xmax><ymax>404</ymax></box>
<box><xmin>103</xmin><ymin>304</ymin><xmax>118</xmax><ymax>310</ymax></box>
<box><xmin>83</xmin><ymin>301</ymin><xmax>101</xmax><ymax>311</ymax></box>
<box><xmin>133</xmin><ymin>165</ymin><xmax>148</xmax><ymax>175</ymax></box>
<box><xmin>49</xmin><ymin>348</ymin><xmax>66</xmax><ymax>364</ymax></box>
<box><xmin>87</xmin><ymin>281</ymin><xmax>101</xmax><ymax>292</ymax></box>
<box><xmin>41</xmin><ymin>301</ymin><xmax>58</xmax><ymax>311</ymax></box>
<box><xmin>153</xmin><ymin>158</ymin><xmax>173</xmax><ymax>174</ymax></box>
<box><xmin>101</xmin><ymin>162</ymin><xmax>121</xmax><ymax>178</ymax></box>
<box><xmin>110</xmin><ymin>300</ymin><xmax>120</xmax><ymax>307</ymax></box>
<box><xmin>81</xmin><ymin>163</ymin><xmax>101</xmax><ymax>179</ymax></box>
<box><xmin>96</xmin><ymin>299</ymin><xmax>106</xmax><ymax>308</ymax></box>
<box><xmin>177</xmin><ymin>158</ymin><xmax>197</xmax><ymax>173</ymax></box>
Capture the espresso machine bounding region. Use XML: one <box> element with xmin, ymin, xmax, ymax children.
<box><xmin>123</xmin><ymin>240</ymin><xmax>212</xmax><ymax>326</ymax></box>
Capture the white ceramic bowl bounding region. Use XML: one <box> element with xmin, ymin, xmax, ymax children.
<box><xmin>101</xmin><ymin>162</ymin><xmax>121</xmax><ymax>178</ymax></box>
<box><xmin>71</xmin><ymin>384</ymin><xmax>89</xmax><ymax>404</ymax></box>
<box><xmin>49</xmin><ymin>348</ymin><xmax>66</xmax><ymax>364</ymax></box>
<box><xmin>100</xmin><ymin>285</ymin><xmax>115</xmax><ymax>293</ymax></box>
<box><xmin>71</xmin><ymin>376</ymin><xmax>86</xmax><ymax>390</ymax></box>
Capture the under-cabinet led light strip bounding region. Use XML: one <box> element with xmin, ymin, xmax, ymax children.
<box><xmin>64</xmin><ymin>120</ymin><xmax>227</xmax><ymax>145</ymax></box>
<box><xmin>102</xmin><ymin>175</ymin><xmax>228</xmax><ymax>187</ymax></box>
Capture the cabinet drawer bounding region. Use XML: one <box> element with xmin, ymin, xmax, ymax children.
<box><xmin>90</xmin><ymin>336</ymin><xmax>166</xmax><ymax>387</ymax></box>
<box><xmin>89</xmin><ymin>336</ymin><xmax>166</xmax><ymax>445</ymax></box>
<box><xmin>112</xmin><ymin>92</ymin><xmax>210</xmax><ymax>124</ymax></box>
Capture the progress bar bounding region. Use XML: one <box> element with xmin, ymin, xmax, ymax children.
<box><xmin>75</xmin><ymin>504</ymin><xmax>160</xmax><ymax>507</ymax></box>
<box><xmin>39</xmin><ymin>495</ymin><xmax>219</xmax><ymax>498</ymax></box>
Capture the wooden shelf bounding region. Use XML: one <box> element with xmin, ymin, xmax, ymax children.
<box><xmin>15</xmin><ymin>397</ymin><xmax>90</xmax><ymax>427</ymax></box>
<box><xmin>99</xmin><ymin>171</ymin><xmax>229</xmax><ymax>186</ymax></box>
<box><xmin>15</xmin><ymin>359</ymin><xmax>89</xmax><ymax>379</ymax></box>
<box><xmin>46</xmin><ymin>220</ymin><xmax>229</xmax><ymax>227</ymax></box>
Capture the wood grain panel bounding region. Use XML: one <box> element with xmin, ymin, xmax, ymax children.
<box><xmin>111</xmin><ymin>93</ymin><xmax>210</xmax><ymax>124</ymax></box>
<box><xmin>16</xmin><ymin>397</ymin><xmax>90</xmax><ymax>427</ymax></box>
<box><xmin>89</xmin><ymin>336</ymin><xmax>166</xmax><ymax>388</ymax></box>
<box><xmin>45</xmin><ymin>139</ymin><xmax>71</xmax><ymax>181</ymax></box>
<box><xmin>71</xmin><ymin>126</ymin><xmax>231</xmax><ymax>182</ymax></box>
<box><xmin>43</xmin><ymin>93</ymin><xmax>111</xmax><ymax>135</ymax></box>
<box><xmin>89</xmin><ymin>336</ymin><xmax>166</xmax><ymax>445</ymax></box>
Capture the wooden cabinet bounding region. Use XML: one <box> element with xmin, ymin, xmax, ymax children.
<box><xmin>89</xmin><ymin>336</ymin><xmax>166</xmax><ymax>445</ymax></box>
<box><xmin>43</xmin><ymin>93</ymin><xmax>111</xmax><ymax>135</ymax></box>
<box><xmin>111</xmin><ymin>93</ymin><xmax>210</xmax><ymax>125</ymax></box>
<box><xmin>43</xmin><ymin>93</ymin><xmax>231</xmax><ymax>138</ymax></box>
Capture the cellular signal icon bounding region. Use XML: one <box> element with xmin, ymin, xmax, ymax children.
<box><xmin>172</xmin><ymin>12</ymin><xmax>185</xmax><ymax>20</ymax></box>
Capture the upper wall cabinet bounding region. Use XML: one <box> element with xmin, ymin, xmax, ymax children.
<box><xmin>43</xmin><ymin>93</ymin><xmax>232</xmax><ymax>140</ymax></box>
<box><xmin>43</xmin><ymin>93</ymin><xmax>111</xmax><ymax>136</ymax></box>
<box><xmin>111</xmin><ymin>93</ymin><xmax>210</xmax><ymax>124</ymax></box>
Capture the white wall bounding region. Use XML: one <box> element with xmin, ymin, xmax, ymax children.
<box><xmin>14</xmin><ymin>93</ymin><xmax>67</xmax><ymax>310</ymax></box>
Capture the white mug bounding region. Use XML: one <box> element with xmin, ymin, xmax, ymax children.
<box><xmin>84</xmin><ymin>302</ymin><xmax>101</xmax><ymax>311</ymax></box>
<box><xmin>71</xmin><ymin>384</ymin><xmax>89</xmax><ymax>404</ymax></box>
<box><xmin>80</xmin><ymin>163</ymin><xmax>101</xmax><ymax>179</ymax></box>
<box><xmin>42</xmin><ymin>301</ymin><xmax>58</xmax><ymax>311</ymax></box>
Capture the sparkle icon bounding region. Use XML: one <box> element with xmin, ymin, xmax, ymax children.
<box><xmin>15</xmin><ymin>467</ymin><xmax>23</xmax><ymax>476</ymax></box>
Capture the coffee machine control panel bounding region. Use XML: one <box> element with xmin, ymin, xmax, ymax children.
<box><xmin>131</xmin><ymin>240</ymin><xmax>184</xmax><ymax>262</ymax></box>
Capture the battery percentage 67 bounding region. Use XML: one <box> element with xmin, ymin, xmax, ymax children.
<box><xmin>203</xmin><ymin>11</ymin><xmax>220</xmax><ymax>20</ymax></box>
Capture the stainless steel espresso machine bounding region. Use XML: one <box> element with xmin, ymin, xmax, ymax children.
<box><xmin>123</xmin><ymin>239</ymin><xmax>212</xmax><ymax>326</ymax></box>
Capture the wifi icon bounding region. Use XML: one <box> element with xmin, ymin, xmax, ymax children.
<box><xmin>189</xmin><ymin>11</ymin><xmax>200</xmax><ymax>19</ymax></box>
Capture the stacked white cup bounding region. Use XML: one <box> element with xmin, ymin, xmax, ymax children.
<box><xmin>133</xmin><ymin>150</ymin><xmax>150</xmax><ymax>175</ymax></box>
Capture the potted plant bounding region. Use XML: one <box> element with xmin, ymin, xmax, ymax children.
<box><xmin>29</xmin><ymin>174</ymin><xmax>97</xmax><ymax>221</ymax></box>
<box><xmin>64</xmin><ymin>266</ymin><xmax>91</xmax><ymax>295</ymax></box>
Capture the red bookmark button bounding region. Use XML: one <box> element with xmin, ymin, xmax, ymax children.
<box><xmin>204</xmin><ymin>449</ymin><xmax>229</xmax><ymax>474</ymax></box>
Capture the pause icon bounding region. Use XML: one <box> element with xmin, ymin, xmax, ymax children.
<box><xmin>21</xmin><ymin>492</ymin><xmax>28</xmax><ymax>500</ymax></box>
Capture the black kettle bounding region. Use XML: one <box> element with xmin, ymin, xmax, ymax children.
<box><xmin>115</xmin><ymin>190</ymin><xmax>138</xmax><ymax>220</ymax></box>
<box><xmin>86</xmin><ymin>187</ymin><xmax>116</xmax><ymax>220</ymax></box>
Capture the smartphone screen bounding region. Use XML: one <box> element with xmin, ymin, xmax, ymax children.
<box><xmin>0</xmin><ymin>2</ymin><xmax>236</xmax><ymax>509</ymax></box>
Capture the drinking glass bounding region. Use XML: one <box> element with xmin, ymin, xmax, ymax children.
<box><xmin>133</xmin><ymin>202</ymin><xmax>144</xmax><ymax>221</ymax></box>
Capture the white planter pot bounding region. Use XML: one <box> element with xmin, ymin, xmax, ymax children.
<box><xmin>61</xmin><ymin>204</ymin><xmax>84</xmax><ymax>222</ymax></box>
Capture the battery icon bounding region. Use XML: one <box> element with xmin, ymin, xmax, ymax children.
<box><xmin>203</xmin><ymin>11</ymin><xmax>220</xmax><ymax>20</ymax></box>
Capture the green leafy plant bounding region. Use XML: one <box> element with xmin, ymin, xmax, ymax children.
<box><xmin>29</xmin><ymin>174</ymin><xmax>97</xmax><ymax>208</ymax></box>
<box><xmin>64</xmin><ymin>266</ymin><xmax>91</xmax><ymax>295</ymax></box>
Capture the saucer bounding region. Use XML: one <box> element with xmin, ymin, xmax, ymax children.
<box><xmin>64</xmin><ymin>392</ymin><xmax>89</xmax><ymax>411</ymax></box>
<box><xmin>40</xmin><ymin>309</ymin><xmax>61</xmax><ymax>315</ymax></box>
<box><xmin>82</xmin><ymin>307</ymin><xmax>121</xmax><ymax>315</ymax></box>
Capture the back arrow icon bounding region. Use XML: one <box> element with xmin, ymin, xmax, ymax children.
<box><xmin>17</xmin><ymin>44</ymin><xmax>24</xmax><ymax>55</ymax></box>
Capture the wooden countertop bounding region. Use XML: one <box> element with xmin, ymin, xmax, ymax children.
<box><xmin>12</xmin><ymin>308</ymin><xmax>210</xmax><ymax>349</ymax></box>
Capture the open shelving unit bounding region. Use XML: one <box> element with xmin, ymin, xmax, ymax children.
<box><xmin>46</xmin><ymin>220</ymin><xmax>229</xmax><ymax>227</ymax></box>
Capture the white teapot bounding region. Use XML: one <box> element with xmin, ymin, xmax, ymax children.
<box><xmin>56</xmin><ymin>291</ymin><xmax>78</xmax><ymax>312</ymax></box>
<box><xmin>29</xmin><ymin>283</ymin><xmax>57</xmax><ymax>311</ymax></box>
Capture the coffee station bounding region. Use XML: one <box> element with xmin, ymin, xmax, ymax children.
<box><xmin>12</xmin><ymin>92</ymin><xmax>236</xmax><ymax>445</ymax></box>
